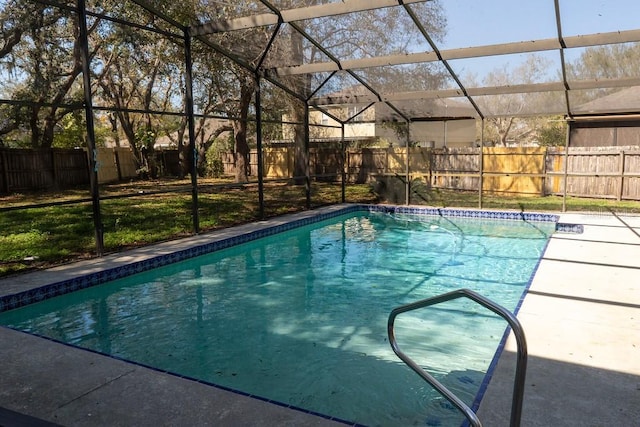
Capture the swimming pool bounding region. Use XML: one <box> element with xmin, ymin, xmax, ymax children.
<box><xmin>0</xmin><ymin>205</ymin><xmax>564</xmax><ymax>426</ymax></box>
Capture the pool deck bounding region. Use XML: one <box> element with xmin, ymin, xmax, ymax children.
<box><xmin>1</xmin><ymin>205</ymin><xmax>639</xmax><ymax>426</ymax></box>
<box><xmin>477</xmin><ymin>211</ymin><xmax>640</xmax><ymax>426</ymax></box>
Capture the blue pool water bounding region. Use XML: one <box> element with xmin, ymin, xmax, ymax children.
<box><xmin>0</xmin><ymin>210</ymin><xmax>556</xmax><ymax>426</ymax></box>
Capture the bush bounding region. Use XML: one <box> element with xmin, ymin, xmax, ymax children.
<box><xmin>204</xmin><ymin>135</ymin><xmax>233</xmax><ymax>178</ymax></box>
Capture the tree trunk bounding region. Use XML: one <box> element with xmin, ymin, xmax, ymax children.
<box><xmin>176</xmin><ymin>117</ymin><xmax>187</xmax><ymax>179</ymax></box>
<box><xmin>108</xmin><ymin>114</ymin><xmax>121</xmax><ymax>147</ymax></box>
<box><xmin>234</xmin><ymin>120</ymin><xmax>250</xmax><ymax>183</ymax></box>
<box><xmin>233</xmin><ymin>78</ymin><xmax>255</xmax><ymax>183</ymax></box>
<box><xmin>41</xmin><ymin>115</ymin><xmax>56</xmax><ymax>148</ymax></box>
<box><xmin>117</xmin><ymin>110</ymin><xmax>139</xmax><ymax>160</ymax></box>
<box><xmin>291</xmin><ymin>100</ymin><xmax>308</xmax><ymax>185</ymax></box>
<box><xmin>289</xmin><ymin>18</ymin><xmax>312</xmax><ymax>186</ymax></box>
<box><xmin>30</xmin><ymin>106</ymin><xmax>41</xmax><ymax>147</ymax></box>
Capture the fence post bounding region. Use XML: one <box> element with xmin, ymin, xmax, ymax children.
<box><xmin>618</xmin><ymin>150</ymin><xmax>625</xmax><ymax>201</ymax></box>
<box><xmin>428</xmin><ymin>147</ymin><xmax>433</xmax><ymax>191</ymax></box>
<box><xmin>114</xmin><ymin>148</ymin><xmax>123</xmax><ymax>181</ymax></box>
<box><xmin>541</xmin><ymin>147</ymin><xmax>548</xmax><ymax>197</ymax></box>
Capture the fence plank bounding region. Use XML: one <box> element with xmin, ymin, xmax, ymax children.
<box><xmin>55</xmin><ymin>149</ymin><xmax>89</xmax><ymax>188</ymax></box>
<box><xmin>115</xmin><ymin>147</ymin><xmax>138</xmax><ymax>180</ymax></box>
<box><xmin>482</xmin><ymin>147</ymin><xmax>546</xmax><ymax>195</ymax></box>
<box><xmin>96</xmin><ymin>148</ymin><xmax>119</xmax><ymax>183</ymax></box>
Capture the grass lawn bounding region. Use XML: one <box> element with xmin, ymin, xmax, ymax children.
<box><xmin>1</xmin><ymin>177</ymin><xmax>639</xmax><ymax>277</ymax></box>
<box><xmin>0</xmin><ymin>179</ymin><xmax>375</xmax><ymax>276</ymax></box>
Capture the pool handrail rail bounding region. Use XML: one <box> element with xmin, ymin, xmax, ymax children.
<box><xmin>387</xmin><ymin>288</ymin><xmax>528</xmax><ymax>427</ymax></box>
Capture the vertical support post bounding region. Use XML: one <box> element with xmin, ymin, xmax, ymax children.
<box><xmin>427</xmin><ymin>144</ymin><xmax>433</xmax><ymax>192</ymax></box>
<box><xmin>184</xmin><ymin>28</ymin><xmax>200</xmax><ymax>233</ymax></box>
<box><xmin>618</xmin><ymin>149</ymin><xmax>625</xmax><ymax>201</ymax></box>
<box><xmin>478</xmin><ymin>119</ymin><xmax>485</xmax><ymax>209</ymax></box>
<box><xmin>443</xmin><ymin>121</ymin><xmax>447</xmax><ymax>148</ymax></box>
<box><xmin>405</xmin><ymin>120</ymin><xmax>410</xmax><ymax>205</ymax></box>
<box><xmin>304</xmin><ymin>103</ymin><xmax>311</xmax><ymax>209</ymax></box>
<box><xmin>77</xmin><ymin>0</ymin><xmax>104</xmax><ymax>256</ymax></box>
<box><xmin>541</xmin><ymin>146</ymin><xmax>548</xmax><ymax>197</ymax></box>
<box><xmin>562</xmin><ymin>122</ymin><xmax>571</xmax><ymax>212</ymax></box>
<box><xmin>341</xmin><ymin>124</ymin><xmax>346</xmax><ymax>203</ymax></box>
<box><xmin>255</xmin><ymin>77</ymin><xmax>265</xmax><ymax>218</ymax></box>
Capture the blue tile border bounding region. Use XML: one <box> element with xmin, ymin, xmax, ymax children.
<box><xmin>366</xmin><ymin>205</ymin><xmax>560</xmax><ymax>223</ymax></box>
<box><xmin>0</xmin><ymin>204</ymin><xmax>575</xmax><ymax>314</ymax></box>
<box><xmin>555</xmin><ymin>222</ymin><xmax>584</xmax><ymax>233</ymax></box>
<box><xmin>467</xmin><ymin>231</ymin><xmax>555</xmax><ymax>421</ymax></box>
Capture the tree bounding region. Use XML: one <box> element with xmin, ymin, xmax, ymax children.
<box><xmin>537</xmin><ymin>118</ymin><xmax>566</xmax><ymax>147</ymax></box>
<box><xmin>91</xmin><ymin>3</ymin><xmax>187</xmax><ymax>177</ymax></box>
<box><xmin>190</xmin><ymin>43</ymin><xmax>256</xmax><ymax>182</ymax></box>
<box><xmin>475</xmin><ymin>54</ymin><xmax>555</xmax><ymax>145</ymax></box>
<box><xmin>52</xmin><ymin>111</ymin><xmax>109</xmax><ymax>148</ymax></box>
<box><xmin>0</xmin><ymin>1</ymin><xmax>92</xmax><ymax>147</ymax></box>
<box><xmin>168</xmin><ymin>1</ymin><xmax>275</xmax><ymax>183</ymax></box>
<box><xmin>566</xmin><ymin>43</ymin><xmax>640</xmax><ymax>104</ymax></box>
<box><xmin>186</xmin><ymin>1</ymin><xmax>448</xmax><ymax>183</ymax></box>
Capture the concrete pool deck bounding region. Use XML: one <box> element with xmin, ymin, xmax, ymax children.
<box><xmin>0</xmin><ymin>206</ymin><xmax>638</xmax><ymax>426</ymax></box>
<box><xmin>477</xmin><ymin>211</ymin><xmax>640</xmax><ymax>426</ymax></box>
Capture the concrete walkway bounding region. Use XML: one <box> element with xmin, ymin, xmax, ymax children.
<box><xmin>477</xmin><ymin>211</ymin><xmax>640</xmax><ymax>426</ymax></box>
<box><xmin>1</xmin><ymin>208</ymin><xmax>638</xmax><ymax>426</ymax></box>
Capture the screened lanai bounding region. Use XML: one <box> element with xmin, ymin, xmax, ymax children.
<box><xmin>2</xmin><ymin>0</ymin><xmax>640</xmax><ymax>256</ymax></box>
<box><xmin>6</xmin><ymin>0</ymin><xmax>640</xmax><ymax>128</ymax></box>
<box><xmin>129</xmin><ymin>0</ymin><xmax>640</xmax><ymax>217</ymax></box>
<box><xmin>184</xmin><ymin>0</ymin><xmax>640</xmax><ymax>119</ymax></box>
<box><xmin>2</xmin><ymin>2</ymin><xmax>640</xmax><ymax>426</ymax></box>
<box><xmin>102</xmin><ymin>0</ymin><xmax>640</xmax><ymax>157</ymax></box>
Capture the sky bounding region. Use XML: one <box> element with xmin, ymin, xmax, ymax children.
<box><xmin>434</xmin><ymin>0</ymin><xmax>640</xmax><ymax>82</ymax></box>
<box><xmin>441</xmin><ymin>0</ymin><xmax>640</xmax><ymax>48</ymax></box>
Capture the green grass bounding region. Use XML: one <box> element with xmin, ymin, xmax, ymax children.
<box><xmin>1</xmin><ymin>178</ymin><xmax>638</xmax><ymax>277</ymax></box>
<box><xmin>0</xmin><ymin>181</ymin><xmax>376</xmax><ymax>276</ymax></box>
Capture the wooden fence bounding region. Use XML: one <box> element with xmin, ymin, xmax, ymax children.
<box><xmin>0</xmin><ymin>147</ymin><xmax>139</xmax><ymax>193</ymax></box>
<box><xmin>546</xmin><ymin>146</ymin><xmax>640</xmax><ymax>200</ymax></box>
<box><xmin>95</xmin><ymin>147</ymin><xmax>138</xmax><ymax>183</ymax></box>
<box><xmin>222</xmin><ymin>147</ymin><xmax>344</xmax><ymax>180</ymax></box>
<box><xmin>222</xmin><ymin>146</ymin><xmax>640</xmax><ymax>201</ymax></box>
<box><xmin>0</xmin><ymin>148</ymin><xmax>88</xmax><ymax>193</ymax></box>
<box><xmin>3</xmin><ymin>146</ymin><xmax>640</xmax><ymax>201</ymax></box>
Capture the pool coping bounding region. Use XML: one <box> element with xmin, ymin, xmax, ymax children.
<box><xmin>0</xmin><ymin>203</ymin><xmax>580</xmax><ymax>426</ymax></box>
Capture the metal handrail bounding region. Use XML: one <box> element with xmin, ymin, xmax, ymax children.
<box><xmin>387</xmin><ymin>288</ymin><xmax>528</xmax><ymax>427</ymax></box>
